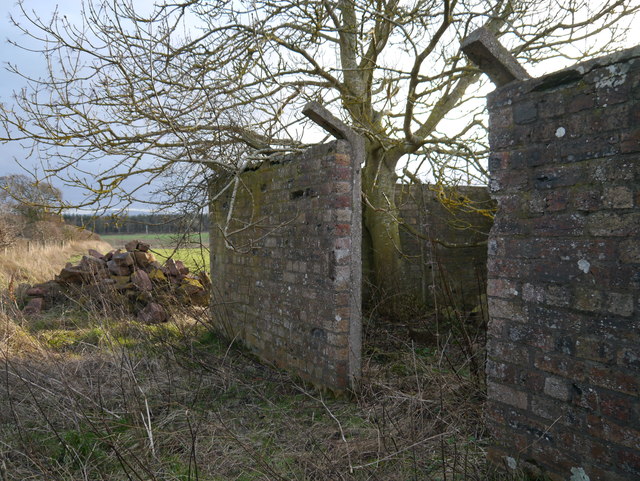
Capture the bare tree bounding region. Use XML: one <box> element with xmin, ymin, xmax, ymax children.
<box><xmin>0</xmin><ymin>213</ymin><xmax>22</xmax><ymax>249</ymax></box>
<box><xmin>1</xmin><ymin>0</ymin><xmax>638</xmax><ymax>304</ymax></box>
<box><xmin>0</xmin><ymin>174</ymin><xmax>62</xmax><ymax>222</ymax></box>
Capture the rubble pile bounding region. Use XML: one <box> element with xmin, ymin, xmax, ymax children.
<box><xmin>22</xmin><ymin>239</ymin><xmax>210</xmax><ymax>322</ymax></box>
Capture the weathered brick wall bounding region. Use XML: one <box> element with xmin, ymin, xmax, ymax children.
<box><xmin>394</xmin><ymin>184</ymin><xmax>494</xmax><ymax>309</ymax></box>
<box><xmin>209</xmin><ymin>140</ymin><xmax>361</xmax><ymax>391</ymax></box>
<box><xmin>486</xmin><ymin>46</ymin><xmax>640</xmax><ymax>480</ymax></box>
<box><xmin>362</xmin><ymin>184</ymin><xmax>494</xmax><ymax>312</ymax></box>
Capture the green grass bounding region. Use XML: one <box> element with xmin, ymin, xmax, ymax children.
<box><xmin>68</xmin><ymin>234</ymin><xmax>210</xmax><ymax>273</ymax></box>
<box><xmin>101</xmin><ymin>232</ymin><xmax>209</xmax><ymax>249</ymax></box>
<box><xmin>151</xmin><ymin>247</ymin><xmax>210</xmax><ymax>273</ymax></box>
<box><xmin>68</xmin><ymin>247</ymin><xmax>209</xmax><ymax>273</ymax></box>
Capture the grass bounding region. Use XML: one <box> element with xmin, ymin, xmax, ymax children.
<box><xmin>95</xmin><ymin>232</ymin><xmax>211</xmax><ymax>272</ymax></box>
<box><xmin>0</xmin><ymin>238</ymin><xmax>113</xmax><ymax>290</ymax></box>
<box><xmin>62</xmin><ymin>234</ymin><xmax>211</xmax><ymax>273</ymax></box>
<box><xmin>0</xmin><ymin>242</ymin><xmax>530</xmax><ymax>481</ymax></box>
<box><xmin>101</xmin><ymin>232</ymin><xmax>209</xmax><ymax>249</ymax></box>
<box><xmin>152</xmin><ymin>247</ymin><xmax>210</xmax><ymax>273</ymax></box>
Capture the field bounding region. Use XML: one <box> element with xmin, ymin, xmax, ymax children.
<box><xmin>0</xmin><ymin>239</ymin><xmax>523</xmax><ymax>481</ymax></box>
<box><xmin>99</xmin><ymin>232</ymin><xmax>211</xmax><ymax>273</ymax></box>
<box><xmin>101</xmin><ymin>232</ymin><xmax>210</xmax><ymax>249</ymax></box>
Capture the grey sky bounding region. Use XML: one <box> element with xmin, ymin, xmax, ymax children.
<box><xmin>0</xmin><ymin>0</ymin><xmax>88</xmax><ymax>205</ymax></box>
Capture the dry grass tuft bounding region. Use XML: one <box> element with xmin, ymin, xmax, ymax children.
<box><xmin>0</xmin><ymin>308</ymin><xmax>41</xmax><ymax>355</ymax></box>
<box><xmin>0</xmin><ymin>239</ymin><xmax>113</xmax><ymax>289</ymax></box>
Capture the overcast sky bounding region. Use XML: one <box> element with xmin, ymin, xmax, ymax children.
<box><xmin>0</xmin><ymin>0</ymin><xmax>89</xmax><ymax>206</ymax></box>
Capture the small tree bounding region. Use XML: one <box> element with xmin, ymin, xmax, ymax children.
<box><xmin>0</xmin><ymin>175</ymin><xmax>62</xmax><ymax>223</ymax></box>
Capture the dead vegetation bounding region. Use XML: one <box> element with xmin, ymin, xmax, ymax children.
<box><xmin>1</xmin><ymin>246</ymin><xmax>528</xmax><ymax>481</ymax></box>
<box><xmin>0</xmin><ymin>239</ymin><xmax>113</xmax><ymax>290</ymax></box>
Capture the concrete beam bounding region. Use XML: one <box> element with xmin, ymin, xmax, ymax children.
<box><xmin>461</xmin><ymin>27</ymin><xmax>531</xmax><ymax>87</ymax></box>
<box><xmin>302</xmin><ymin>102</ymin><xmax>356</xmax><ymax>141</ymax></box>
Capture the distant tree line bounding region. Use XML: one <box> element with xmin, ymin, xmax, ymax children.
<box><xmin>62</xmin><ymin>213</ymin><xmax>210</xmax><ymax>235</ymax></box>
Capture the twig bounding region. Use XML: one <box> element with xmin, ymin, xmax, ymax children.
<box><xmin>352</xmin><ymin>431</ymin><xmax>453</xmax><ymax>470</ymax></box>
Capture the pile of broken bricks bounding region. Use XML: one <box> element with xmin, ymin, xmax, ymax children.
<box><xmin>22</xmin><ymin>239</ymin><xmax>210</xmax><ymax>323</ymax></box>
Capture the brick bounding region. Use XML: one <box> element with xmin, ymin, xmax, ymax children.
<box><xmin>575</xmin><ymin>287</ymin><xmax>604</xmax><ymax>312</ymax></box>
<box><xmin>586</xmin><ymin>415</ymin><xmax>640</xmax><ymax>450</ymax></box>
<box><xmin>487</xmin><ymin>382</ymin><xmax>528</xmax><ymax>410</ymax></box>
<box><xmin>554</xmin><ymin>335</ymin><xmax>575</xmax><ymax>356</ymax></box>
<box><xmin>529</xmin><ymin>212</ymin><xmax>586</xmax><ymax>236</ymax></box>
<box><xmin>534</xmin><ymin>353</ymin><xmax>587</xmax><ymax>381</ymax></box>
<box><xmin>588</xmin><ymin>366</ymin><xmax>639</xmax><ymax>396</ymax></box>
<box><xmin>575</xmin><ymin>337</ymin><xmax>616</xmax><ymax>363</ymax></box>
<box><xmin>521</xmin><ymin>370</ymin><xmax>546</xmax><ymax>392</ymax></box>
<box><xmin>567</xmin><ymin>93</ymin><xmax>595</xmax><ymax>113</ymax></box>
<box><xmin>600</xmin><ymin>393</ymin><xmax>637</xmax><ymax>424</ymax></box>
<box><xmin>587</xmin><ymin>211</ymin><xmax>640</xmax><ymax>236</ymax></box>
<box><xmin>544</xmin><ymin>376</ymin><xmax>571</xmax><ymax>401</ymax></box>
<box><xmin>522</xmin><ymin>282</ymin><xmax>544</xmax><ymax>303</ymax></box>
<box><xmin>528</xmin><ymin>238</ymin><xmax>615</xmax><ymax>261</ymax></box>
<box><xmin>619</xmin><ymin>238</ymin><xmax>640</xmax><ymax>263</ymax></box>
<box><xmin>534</xmin><ymin>190</ymin><xmax>570</xmax><ymax>212</ymax></box>
<box><xmin>506</xmin><ymin>324</ymin><xmax>554</xmax><ymax>350</ymax></box>
<box><xmin>537</xmin><ymin>93</ymin><xmax>566</xmax><ymax>119</ymax></box>
<box><xmin>487</xmin><ymin>257</ymin><xmax>531</xmax><ymax>279</ymax></box>
<box><xmin>513</xmin><ymin>101</ymin><xmax>538</xmax><ymax>124</ymax></box>
<box><xmin>489</xmin><ymin>297</ymin><xmax>527</xmax><ymax>322</ymax></box>
<box><xmin>491</xmin><ymin>168</ymin><xmax>530</xmax><ymax>193</ymax></box>
<box><xmin>593</xmin><ymin>157</ymin><xmax>638</xmax><ymax>182</ymax></box>
<box><xmin>606</xmin><ymin>292</ymin><xmax>634</xmax><ymax>317</ymax></box>
<box><xmin>486</xmin><ymin>339</ymin><xmax>529</xmax><ymax>366</ymax></box>
<box><xmin>523</xmin><ymin>283</ymin><xmax>571</xmax><ymax>307</ymax></box>
<box><xmin>618</xmin><ymin>347</ymin><xmax>640</xmax><ymax>371</ymax></box>
<box><xmin>529</xmin><ymin>260</ymin><xmax>582</xmax><ymax>284</ymax></box>
<box><xmin>486</xmin><ymin>359</ymin><xmax>519</xmax><ymax>384</ymax></box>
<box><xmin>617</xmin><ymin>449</ymin><xmax>640</xmax><ymax>478</ymax></box>
<box><xmin>602</xmin><ymin>186</ymin><xmax>634</xmax><ymax>209</ymax></box>
<box><xmin>488</xmin><ymin>151</ymin><xmax>511</xmax><ymax>171</ymax></box>
<box><xmin>572</xmin><ymin>188</ymin><xmax>603</xmax><ymax>212</ymax></box>
<box><xmin>510</xmin><ymin>145</ymin><xmax>553</xmax><ymax>169</ymax></box>
<box><xmin>334</xmin><ymin>153</ymin><xmax>351</xmax><ymax>166</ymax></box>
<box><xmin>489</xmin><ymin>107</ymin><xmax>514</xmax><ymax>131</ymax></box>
<box><xmin>558</xmin><ymin>431</ymin><xmax>614</xmax><ymax>467</ymax></box>
<box><xmin>487</xmin><ymin>278</ymin><xmax>520</xmax><ymax>298</ymax></box>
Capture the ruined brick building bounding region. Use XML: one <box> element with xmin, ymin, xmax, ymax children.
<box><xmin>208</xmin><ymin>34</ymin><xmax>639</xmax><ymax>481</ymax></box>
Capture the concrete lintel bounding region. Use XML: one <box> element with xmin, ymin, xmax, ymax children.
<box><xmin>302</xmin><ymin>102</ymin><xmax>357</xmax><ymax>141</ymax></box>
<box><xmin>461</xmin><ymin>27</ymin><xmax>531</xmax><ymax>87</ymax></box>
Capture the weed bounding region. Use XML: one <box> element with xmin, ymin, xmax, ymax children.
<box><xmin>0</xmin><ymin>243</ymin><xmax>525</xmax><ymax>481</ymax></box>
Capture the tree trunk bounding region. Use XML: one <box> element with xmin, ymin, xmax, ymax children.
<box><xmin>361</xmin><ymin>146</ymin><xmax>404</xmax><ymax>316</ymax></box>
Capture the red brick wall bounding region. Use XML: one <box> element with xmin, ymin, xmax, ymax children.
<box><xmin>486</xmin><ymin>46</ymin><xmax>640</xmax><ymax>480</ymax></box>
<box><xmin>209</xmin><ymin>140</ymin><xmax>361</xmax><ymax>391</ymax></box>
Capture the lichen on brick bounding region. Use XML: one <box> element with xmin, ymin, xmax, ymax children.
<box><xmin>484</xmin><ymin>43</ymin><xmax>640</xmax><ymax>481</ymax></box>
